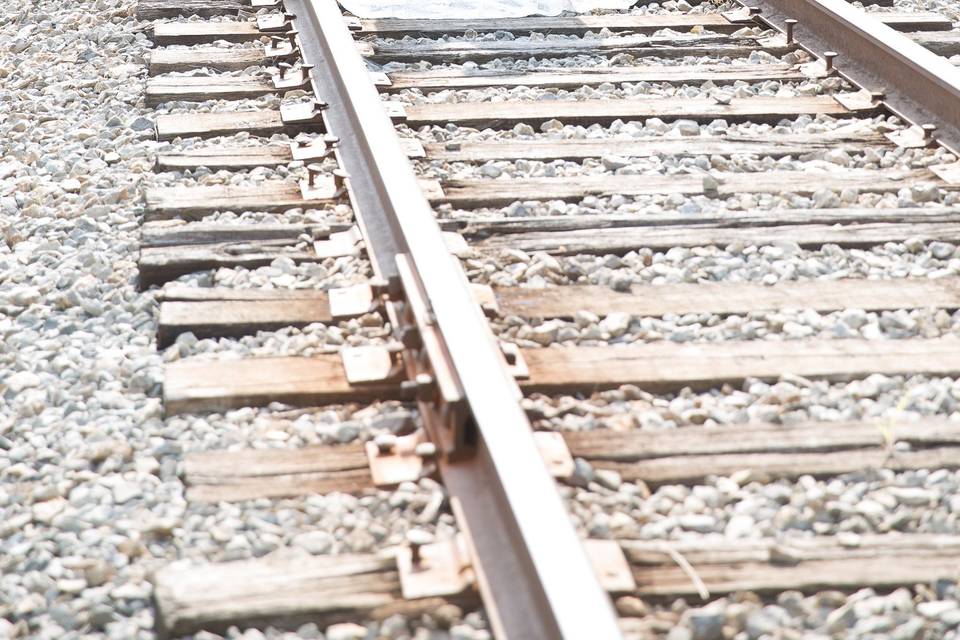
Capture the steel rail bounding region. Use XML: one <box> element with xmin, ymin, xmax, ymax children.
<box><xmin>284</xmin><ymin>0</ymin><xmax>623</xmax><ymax>637</ymax></box>
<box><xmin>744</xmin><ymin>0</ymin><xmax>960</xmax><ymax>152</ymax></box>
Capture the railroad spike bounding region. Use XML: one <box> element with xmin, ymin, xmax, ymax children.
<box><xmin>784</xmin><ymin>19</ymin><xmax>797</xmax><ymax>44</ymax></box>
<box><xmin>824</xmin><ymin>51</ymin><xmax>838</xmax><ymax>74</ymax></box>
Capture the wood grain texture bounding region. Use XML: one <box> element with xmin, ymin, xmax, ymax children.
<box><xmin>139</xmin><ymin>241</ymin><xmax>320</xmax><ymax>288</ymax></box>
<box><xmin>141</xmin><ymin>222</ymin><xmax>331</xmax><ymax>248</ymax></box>
<box><xmin>158</xmin><ymin>298</ymin><xmax>332</xmax><ymax>346</ymax></box>
<box><xmin>471</xmin><ymin>222</ymin><xmax>960</xmax><ymax>254</ymax></box>
<box><xmin>155</xmin><ymin>110</ymin><xmax>284</xmax><ymax>141</ymax></box>
<box><xmin>155</xmin><ymin>145</ymin><xmax>293</xmax><ymax>170</ymax></box>
<box><xmin>146</xmin><ymin>76</ymin><xmax>277</xmax><ymax>105</ymax></box>
<box><xmin>155</xmin><ymin>137</ymin><xmax>425</xmax><ymax>171</ymax></box>
<box><xmin>359</xmin><ymin>12</ymin><xmax>950</xmax><ymax>36</ymax></box>
<box><xmin>404</xmin><ymin>96</ymin><xmax>865</xmax><ymax>129</ymax></box>
<box><xmin>157</xmin><ymin>286</ymin><xmax>331</xmax><ymax>303</ymax></box>
<box><xmin>565</xmin><ymin>419</ymin><xmax>960</xmax><ymax>483</ymax></box>
<box><xmin>144</xmin><ymin>181</ymin><xmax>336</xmax><ymax>219</ymax></box>
<box><xmin>360</xmin><ymin>14</ymin><xmax>742</xmax><ymax>37</ymax></box>
<box><xmin>602</xmin><ymin>447</ymin><xmax>960</xmax><ymax>485</ymax></box>
<box><xmin>624</xmin><ymin>535</ymin><xmax>960</xmax><ymax>596</ymax></box>
<box><xmin>495</xmin><ymin>277</ymin><xmax>960</xmax><ymax>318</ymax></box>
<box><xmin>520</xmin><ymin>338</ymin><xmax>960</xmax><ymax>394</ymax></box>
<box><xmin>435</xmin><ymin>168</ymin><xmax>936</xmax><ymax>207</ymax></box>
<box><xmin>151</xmin><ymin>21</ymin><xmax>261</xmax><ymax>45</ymax></box>
<box><xmin>154</xmin><ymin>277</ymin><xmax>960</xmax><ymax>344</ymax></box>
<box><xmin>366</xmin><ymin>35</ymin><xmax>793</xmax><ymax>63</ymax></box>
<box><xmin>424</xmin><ymin>131</ymin><xmax>889</xmax><ymax>162</ymax></box>
<box><xmin>137</xmin><ymin>0</ymin><xmax>245</xmax><ymax>19</ymax></box>
<box><xmin>152</xmin><ymin>552</ymin><xmax>463</xmax><ymax>637</ymax></box>
<box><xmin>148</xmin><ymin>47</ymin><xmax>264</xmax><ymax>75</ymax></box>
<box><xmin>387</xmin><ymin>63</ymin><xmax>810</xmax><ymax>92</ymax></box>
<box><xmin>164</xmin><ymin>338</ymin><xmax>960</xmax><ymax>412</ymax></box>
<box><xmin>454</xmin><ymin>207</ymin><xmax>960</xmax><ymax>235</ymax></box>
<box><xmin>152</xmin><ymin>534</ymin><xmax>958</xmax><ymax>636</ymax></box>
<box><xmin>183</xmin><ymin>444</ymin><xmax>371</xmax><ymax>502</ymax></box>
<box><xmin>164</xmin><ymin>355</ymin><xmax>396</xmax><ymax>414</ymax></box>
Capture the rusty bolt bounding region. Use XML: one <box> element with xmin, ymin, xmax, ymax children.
<box><xmin>276</xmin><ymin>61</ymin><xmax>293</xmax><ymax>79</ymax></box>
<box><xmin>284</xmin><ymin>29</ymin><xmax>299</xmax><ymax>46</ymax></box>
<box><xmin>923</xmin><ymin>124</ymin><xmax>938</xmax><ymax>144</ymax></box>
<box><xmin>748</xmin><ymin>6</ymin><xmax>761</xmax><ymax>16</ymax></box>
<box><xmin>784</xmin><ymin>19</ymin><xmax>797</xmax><ymax>44</ymax></box>
<box><xmin>306</xmin><ymin>163</ymin><xmax>324</xmax><ymax>187</ymax></box>
<box><xmin>333</xmin><ymin>168</ymin><xmax>350</xmax><ymax>191</ymax></box>
<box><xmin>407</xmin><ymin>529</ymin><xmax>433</xmax><ymax>566</ymax></box>
<box><xmin>823</xmin><ymin>51</ymin><xmax>838</xmax><ymax>73</ymax></box>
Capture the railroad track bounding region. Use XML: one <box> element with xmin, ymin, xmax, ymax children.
<box><xmin>126</xmin><ymin>0</ymin><xmax>960</xmax><ymax>638</ymax></box>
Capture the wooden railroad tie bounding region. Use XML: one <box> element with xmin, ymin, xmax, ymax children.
<box><xmin>137</xmin><ymin>0</ymin><xmax>897</xmax><ymax>21</ymax></box>
<box><xmin>137</xmin><ymin>206</ymin><xmax>960</xmax><ymax>286</ymax></box>
<box><xmin>153</xmin><ymin>275</ymin><xmax>960</xmax><ymax>345</ymax></box>
<box><xmin>152</xmin><ymin>533</ymin><xmax>960</xmax><ymax>637</ymax></box>
<box><xmin>162</xmin><ymin>336</ymin><xmax>960</xmax><ymax>413</ymax></box>
<box><xmin>147</xmin><ymin>12</ymin><xmax>950</xmax><ymax>44</ymax></box>
<box><xmin>181</xmin><ymin>417</ymin><xmax>960</xmax><ymax>502</ymax></box>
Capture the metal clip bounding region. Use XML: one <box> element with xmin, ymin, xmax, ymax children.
<box><xmin>721</xmin><ymin>5</ymin><xmax>760</xmax><ymax>24</ymax></box>
<box><xmin>931</xmin><ymin>161</ymin><xmax>960</xmax><ymax>185</ymax></box>
<box><xmin>281</xmin><ymin>99</ymin><xmax>328</xmax><ymax>127</ymax></box>
<box><xmin>264</xmin><ymin>31</ymin><xmax>299</xmax><ymax>62</ymax></box>
<box><xmin>257</xmin><ymin>12</ymin><xmax>295</xmax><ymax>32</ymax></box>
<box><xmin>328</xmin><ymin>283</ymin><xmax>378</xmax><ymax>319</ymax></box>
<box><xmin>533</xmin><ymin>431</ymin><xmax>574</xmax><ymax>480</ymax></box>
<box><xmin>397</xmin><ymin>533</ymin><xmax>476</xmax><ymax>600</ymax></box>
<box><xmin>885</xmin><ymin>124</ymin><xmax>936</xmax><ymax>149</ymax></box>
<box><xmin>364</xmin><ymin>430</ymin><xmax>430</xmax><ymax>486</ymax></box>
<box><xmin>384</xmin><ymin>101</ymin><xmax>408</xmax><ymax>122</ymax></box>
<box><xmin>300</xmin><ymin>163</ymin><xmax>336</xmax><ymax>200</ymax></box>
<box><xmin>341</xmin><ymin>345</ymin><xmax>404</xmax><ymax>385</ymax></box>
<box><xmin>470</xmin><ymin>283</ymin><xmax>499</xmax><ymax>317</ymax></box>
<box><xmin>313</xmin><ymin>225</ymin><xmax>363</xmax><ymax>259</ymax></box>
<box><xmin>290</xmin><ymin>134</ymin><xmax>340</xmax><ymax>162</ymax></box>
<box><xmin>368</xmin><ymin>71</ymin><xmax>392</xmax><ymax>88</ymax></box>
<box><xmin>584</xmin><ymin>540</ymin><xmax>637</xmax><ymax>593</ymax></box>
<box><xmin>499</xmin><ymin>342</ymin><xmax>529</xmax><ymax>380</ymax></box>
<box><xmin>271</xmin><ymin>63</ymin><xmax>312</xmax><ymax>91</ymax></box>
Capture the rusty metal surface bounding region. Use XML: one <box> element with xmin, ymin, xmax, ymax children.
<box><xmin>746</xmin><ymin>0</ymin><xmax>960</xmax><ymax>153</ymax></box>
<box><xmin>285</xmin><ymin>1</ymin><xmax>622</xmax><ymax>638</ymax></box>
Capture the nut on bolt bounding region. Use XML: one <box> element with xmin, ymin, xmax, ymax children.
<box><xmin>333</xmin><ymin>169</ymin><xmax>350</xmax><ymax>192</ymax></box>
